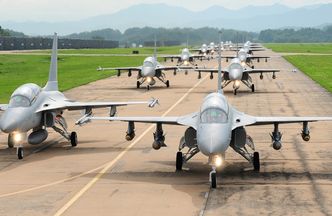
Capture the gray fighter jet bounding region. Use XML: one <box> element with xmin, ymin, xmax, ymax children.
<box><xmin>81</xmin><ymin>44</ymin><xmax>332</xmax><ymax>188</ymax></box>
<box><xmin>163</xmin><ymin>48</ymin><xmax>205</xmax><ymax>67</ymax></box>
<box><xmin>222</xmin><ymin>48</ymin><xmax>270</xmax><ymax>68</ymax></box>
<box><xmin>191</xmin><ymin>44</ymin><xmax>210</xmax><ymax>56</ymax></box>
<box><xmin>98</xmin><ymin>45</ymin><xmax>183</xmax><ymax>90</ymax></box>
<box><xmin>0</xmin><ymin>33</ymin><xmax>155</xmax><ymax>159</ymax></box>
<box><xmin>231</xmin><ymin>41</ymin><xmax>265</xmax><ymax>55</ymax></box>
<box><xmin>195</xmin><ymin>58</ymin><xmax>279</xmax><ymax>95</ymax></box>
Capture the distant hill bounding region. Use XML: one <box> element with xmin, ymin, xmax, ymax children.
<box><xmin>65</xmin><ymin>25</ymin><xmax>332</xmax><ymax>44</ymax></box>
<box><xmin>1</xmin><ymin>3</ymin><xmax>332</xmax><ymax>35</ymax></box>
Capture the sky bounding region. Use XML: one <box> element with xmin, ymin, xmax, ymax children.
<box><xmin>1</xmin><ymin>0</ymin><xmax>332</xmax><ymax>22</ymax></box>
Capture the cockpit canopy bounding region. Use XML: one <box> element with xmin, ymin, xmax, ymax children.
<box><xmin>200</xmin><ymin>93</ymin><xmax>229</xmax><ymax>124</ymax></box>
<box><xmin>229</xmin><ymin>59</ymin><xmax>243</xmax><ymax>70</ymax></box>
<box><xmin>143</xmin><ymin>57</ymin><xmax>155</xmax><ymax>68</ymax></box>
<box><xmin>182</xmin><ymin>48</ymin><xmax>190</xmax><ymax>55</ymax></box>
<box><xmin>201</xmin><ymin>107</ymin><xmax>228</xmax><ymax>124</ymax></box>
<box><xmin>9</xmin><ymin>83</ymin><xmax>41</xmax><ymax>108</ymax></box>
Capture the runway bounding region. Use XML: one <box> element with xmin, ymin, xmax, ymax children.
<box><xmin>0</xmin><ymin>49</ymin><xmax>331</xmax><ymax>216</ymax></box>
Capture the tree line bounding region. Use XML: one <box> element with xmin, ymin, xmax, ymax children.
<box><xmin>1</xmin><ymin>25</ymin><xmax>332</xmax><ymax>44</ymax></box>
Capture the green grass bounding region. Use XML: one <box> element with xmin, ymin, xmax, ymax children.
<box><xmin>264</xmin><ymin>43</ymin><xmax>332</xmax><ymax>54</ymax></box>
<box><xmin>284</xmin><ymin>55</ymin><xmax>332</xmax><ymax>92</ymax></box>
<box><xmin>26</xmin><ymin>46</ymin><xmax>185</xmax><ymax>55</ymax></box>
<box><xmin>0</xmin><ymin>55</ymin><xmax>145</xmax><ymax>103</ymax></box>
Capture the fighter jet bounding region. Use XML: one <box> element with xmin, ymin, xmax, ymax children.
<box><xmin>232</xmin><ymin>41</ymin><xmax>265</xmax><ymax>55</ymax></box>
<box><xmin>195</xmin><ymin>57</ymin><xmax>279</xmax><ymax>95</ymax></box>
<box><xmin>0</xmin><ymin>33</ymin><xmax>156</xmax><ymax>159</ymax></box>
<box><xmin>82</xmin><ymin>48</ymin><xmax>332</xmax><ymax>188</ymax></box>
<box><xmin>98</xmin><ymin>44</ymin><xmax>183</xmax><ymax>90</ymax></box>
<box><xmin>191</xmin><ymin>44</ymin><xmax>210</xmax><ymax>56</ymax></box>
<box><xmin>221</xmin><ymin>48</ymin><xmax>270</xmax><ymax>68</ymax></box>
<box><xmin>163</xmin><ymin>48</ymin><xmax>205</xmax><ymax>67</ymax></box>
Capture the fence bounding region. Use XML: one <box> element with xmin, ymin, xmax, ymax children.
<box><xmin>0</xmin><ymin>36</ymin><xmax>119</xmax><ymax>50</ymax></box>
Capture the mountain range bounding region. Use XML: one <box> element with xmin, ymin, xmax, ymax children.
<box><xmin>1</xmin><ymin>3</ymin><xmax>332</xmax><ymax>35</ymax></box>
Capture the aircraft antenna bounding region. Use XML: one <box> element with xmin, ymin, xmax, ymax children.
<box><xmin>217</xmin><ymin>31</ymin><xmax>223</xmax><ymax>94</ymax></box>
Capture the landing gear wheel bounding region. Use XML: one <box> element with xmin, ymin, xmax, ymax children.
<box><xmin>211</xmin><ymin>172</ymin><xmax>217</xmax><ymax>188</ymax></box>
<box><xmin>251</xmin><ymin>65</ymin><xmax>255</xmax><ymax>69</ymax></box>
<box><xmin>253</xmin><ymin>152</ymin><xmax>260</xmax><ymax>171</ymax></box>
<box><xmin>234</xmin><ymin>89</ymin><xmax>237</xmax><ymax>95</ymax></box>
<box><xmin>176</xmin><ymin>151</ymin><xmax>183</xmax><ymax>171</ymax></box>
<box><xmin>17</xmin><ymin>147</ymin><xmax>23</xmax><ymax>160</ymax></box>
<box><xmin>251</xmin><ymin>84</ymin><xmax>255</xmax><ymax>92</ymax></box>
<box><xmin>70</xmin><ymin>132</ymin><xmax>78</xmax><ymax>147</ymax></box>
<box><xmin>8</xmin><ymin>134</ymin><xmax>14</xmax><ymax>148</ymax></box>
<box><xmin>185</xmin><ymin>70</ymin><xmax>188</xmax><ymax>75</ymax></box>
<box><xmin>272</xmin><ymin>74</ymin><xmax>276</xmax><ymax>79</ymax></box>
<box><xmin>260</xmin><ymin>74</ymin><xmax>263</xmax><ymax>80</ymax></box>
<box><xmin>136</xmin><ymin>81</ymin><xmax>140</xmax><ymax>89</ymax></box>
<box><xmin>147</xmin><ymin>85</ymin><xmax>150</xmax><ymax>91</ymax></box>
<box><xmin>126</xmin><ymin>133</ymin><xmax>135</xmax><ymax>141</ymax></box>
<box><xmin>166</xmin><ymin>80</ymin><xmax>170</xmax><ymax>88</ymax></box>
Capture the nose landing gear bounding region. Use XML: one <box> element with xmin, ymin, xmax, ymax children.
<box><xmin>209</xmin><ymin>167</ymin><xmax>217</xmax><ymax>188</ymax></box>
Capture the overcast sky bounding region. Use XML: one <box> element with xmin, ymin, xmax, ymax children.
<box><xmin>1</xmin><ymin>0</ymin><xmax>332</xmax><ymax>22</ymax></box>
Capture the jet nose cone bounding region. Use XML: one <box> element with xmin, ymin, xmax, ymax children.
<box><xmin>142</xmin><ymin>67</ymin><xmax>155</xmax><ymax>77</ymax></box>
<box><xmin>0</xmin><ymin>115</ymin><xmax>18</xmax><ymax>133</ymax></box>
<box><xmin>229</xmin><ymin>69</ymin><xmax>243</xmax><ymax>80</ymax></box>
<box><xmin>0</xmin><ymin>108</ymin><xmax>29</xmax><ymax>133</ymax></box>
<box><xmin>197</xmin><ymin>125</ymin><xmax>231</xmax><ymax>156</ymax></box>
<box><xmin>239</xmin><ymin>55</ymin><xmax>246</xmax><ymax>61</ymax></box>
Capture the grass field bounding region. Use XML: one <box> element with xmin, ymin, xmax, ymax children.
<box><xmin>284</xmin><ymin>55</ymin><xmax>332</xmax><ymax>93</ymax></box>
<box><xmin>27</xmin><ymin>46</ymin><xmax>185</xmax><ymax>55</ymax></box>
<box><xmin>264</xmin><ymin>43</ymin><xmax>332</xmax><ymax>54</ymax></box>
<box><xmin>0</xmin><ymin>55</ymin><xmax>145</xmax><ymax>103</ymax></box>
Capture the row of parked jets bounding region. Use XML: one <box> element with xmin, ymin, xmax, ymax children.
<box><xmin>98</xmin><ymin>40</ymin><xmax>276</xmax><ymax>95</ymax></box>
<box><xmin>0</xmin><ymin>34</ymin><xmax>331</xmax><ymax>188</ymax></box>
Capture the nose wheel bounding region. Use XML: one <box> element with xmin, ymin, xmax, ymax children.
<box><xmin>209</xmin><ymin>168</ymin><xmax>217</xmax><ymax>188</ymax></box>
<box><xmin>136</xmin><ymin>81</ymin><xmax>141</xmax><ymax>89</ymax></box>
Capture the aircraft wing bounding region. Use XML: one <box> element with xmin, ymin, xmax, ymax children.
<box><xmin>35</xmin><ymin>99</ymin><xmax>157</xmax><ymax>113</ymax></box>
<box><xmin>163</xmin><ymin>55</ymin><xmax>181</xmax><ymax>60</ymax></box>
<box><xmin>245</xmin><ymin>69</ymin><xmax>279</xmax><ymax>74</ymax></box>
<box><xmin>247</xmin><ymin>56</ymin><xmax>270</xmax><ymax>60</ymax></box>
<box><xmin>0</xmin><ymin>104</ymin><xmax>8</xmax><ymax>111</ymax></box>
<box><xmin>84</xmin><ymin>112</ymin><xmax>199</xmax><ymax>129</ymax></box>
<box><xmin>191</xmin><ymin>54</ymin><xmax>206</xmax><ymax>59</ymax></box>
<box><xmin>156</xmin><ymin>66</ymin><xmax>181</xmax><ymax>71</ymax></box>
<box><xmin>195</xmin><ymin>68</ymin><xmax>227</xmax><ymax>73</ymax></box>
<box><xmin>252</xmin><ymin>116</ymin><xmax>332</xmax><ymax>126</ymax></box>
<box><xmin>232</xmin><ymin>110</ymin><xmax>332</xmax><ymax>129</ymax></box>
<box><xmin>97</xmin><ymin>66</ymin><xmax>142</xmax><ymax>72</ymax></box>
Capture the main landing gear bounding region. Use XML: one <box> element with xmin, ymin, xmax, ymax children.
<box><xmin>53</xmin><ymin>115</ymin><xmax>78</xmax><ymax>147</ymax></box>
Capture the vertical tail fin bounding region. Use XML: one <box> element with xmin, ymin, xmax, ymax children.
<box><xmin>44</xmin><ymin>33</ymin><xmax>58</xmax><ymax>91</ymax></box>
<box><xmin>217</xmin><ymin>31</ymin><xmax>223</xmax><ymax>94</ymax></box>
